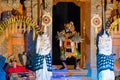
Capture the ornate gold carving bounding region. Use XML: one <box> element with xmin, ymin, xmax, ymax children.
<box><xmin>1</xmin><ymin>0</ymin><xmax>20</xmax><ymax>10</ymax></box>
<box><xmin>0</xmin><ymin>17</ymin><xmax>39</xmax><ymax>35</ymax></box>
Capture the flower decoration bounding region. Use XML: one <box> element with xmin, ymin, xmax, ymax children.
<box><xmin>42</xmin><ymin>13</ymin><xmax>52</xmax><ymax>26</ymax></box>
<box><xmin>91</xmin><ymin>14</ymin><xmax>102</xmax><ymax>28</ymax></box>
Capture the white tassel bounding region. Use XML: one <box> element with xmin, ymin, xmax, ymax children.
<box><xmin>59</xmin><ymin>39</ymin><xmax>62</xmax><ymax>47</ymax></box>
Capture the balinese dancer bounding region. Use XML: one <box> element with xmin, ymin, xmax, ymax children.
<box><xmin>57</xmin><ymin>21</ymin><xmax>83</xmax><ymax>69</ymax></box>
<box><xmin>96</xmin><ymin>28</ymin><xmax>115</xmax><ymax>80</ymax></box>
<box><xmin>35</xmin><ymin>26</ymin><xmax>52</xmax><ymax>80</ymax></box>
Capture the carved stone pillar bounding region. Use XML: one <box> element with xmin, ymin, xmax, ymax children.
<box><xmin>24</xmin><ymin>0</ymin><xmax>32</xmax><ymax>18</ymax></box>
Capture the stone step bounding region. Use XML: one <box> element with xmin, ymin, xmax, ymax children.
<box><xmin>52</xmin><ymin>65</ymin><xmax>90</xmax><ymax>80</ymax></box>
<box><xmin>52</xmin><ymin>77</ymin><xmax>90</xmax><ymax>80</ymax></box>
<box><xmin>52</xmin><ymin>69</ymin><xmax>88</xmax><ymax>77</ymax></box>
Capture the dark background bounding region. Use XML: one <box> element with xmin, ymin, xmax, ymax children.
<box><xmin>52</xmin><ymin>2</ymin><xmax>80</xmax><ymax>65</ymax></box>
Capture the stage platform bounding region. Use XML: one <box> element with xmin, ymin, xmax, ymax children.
<box><xmin>52</xmin><ymin>77</ymin><xmax>90</xmax><ymax>80</ymax></box>
<box><xmin>52</xmin><ymin>65</ymin><xmax>91</xmax><ymax>80</ymax></box>
<box><xmin>52</xmin><ymin>69</ymin><xmax>88</xmax><ymax>76</ymax></box>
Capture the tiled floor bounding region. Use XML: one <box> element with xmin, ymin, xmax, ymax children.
<box><xmin>52</xmin><ymin>68</ymin><xmax>91</xmax><ymax>80</ymax></box>
<box><xmin>52</xmin><ymin>64</ymin><xmax>120</xmax><ymax>80</ymax></box>
<box><xmin>52</xmin><ymin>77</ymin><xmax>90</xmax><ymax>80</ymax></box>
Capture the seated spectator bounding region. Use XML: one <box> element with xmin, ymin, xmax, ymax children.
<box><xmin>18</xmin><ymin>51</ymin><xmax>27</xmax><ymax>67</ymax></box>
<box><xmin>6</xmin><ymin>58</ymin><xmax>34</xmax><ymax>80</ymax></box>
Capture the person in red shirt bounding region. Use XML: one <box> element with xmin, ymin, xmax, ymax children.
<box><xmin>6</xmin><ymin>59</ymin><xmax>31</xmax><ymax>80</ymax></box>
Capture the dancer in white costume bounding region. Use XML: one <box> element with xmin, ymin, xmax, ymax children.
<box><xmin>96</xmin><ymin>29</ymin><xmax>115</xmax><ymax>80</ymax></box>
<box><xmin>35</xmin><ymin>28</ymin><xmax>52</xmax><ymax>80</ymax></box>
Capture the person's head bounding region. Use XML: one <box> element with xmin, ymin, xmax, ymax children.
<box><xmin>10</xmin><ymin>58</ymin><xmax>17</xmax><ymax>68</ymax></box>
<box><xmin>64</xmin><ymin>21</ymin><xmax>75</xmax><ymax>33</ymax></box>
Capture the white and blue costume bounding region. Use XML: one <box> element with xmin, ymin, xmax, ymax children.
<box><xmin>96</xmin><ymin>30</ymin><xmax>115</xmax><ymax>80</ymax></box>
<box><xmin>35</xmin><ymin>33</ymin><xmax>52</xmax><ymax>80</ymax></box>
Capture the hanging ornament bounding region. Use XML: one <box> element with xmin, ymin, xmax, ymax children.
<box><xmin>91</xmin><ymin>14</ymin><xmax>102</xmax><ymax>33</ymax></box>
<box><xmin>42</xmin><ymin>12</ymin><xmax>52</xmax><ymax>26</ymax></box>
<box><xmin>91</xmin><ymin>14</ymin><xmax>102</xmax><ymax>28</ymax></box>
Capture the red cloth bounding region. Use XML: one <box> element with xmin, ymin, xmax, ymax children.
<box><xmin>6</xmin><ymin>66</ymin><xmax>31</xmax><ymax>79</ymax></box>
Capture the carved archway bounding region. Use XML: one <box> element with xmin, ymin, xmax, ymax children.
<box><xmin>53</xmin><ymin>0</ymin><xmax>91</xmax><ymax>68</ymax></box>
